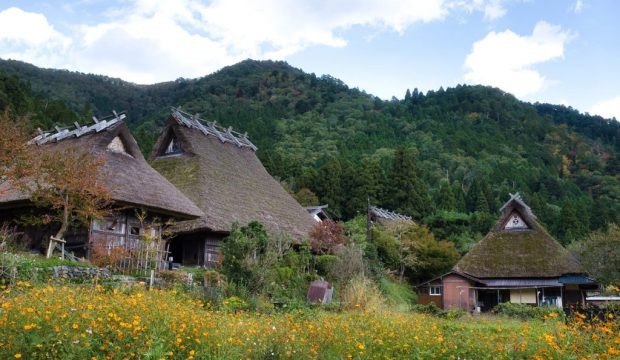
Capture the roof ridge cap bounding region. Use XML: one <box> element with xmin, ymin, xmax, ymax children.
<box><xmin>30</xmin><ymin>111</ymin><xmax>126</xmax><ymax>145</ymax></box>
<box><xmin>170</xmin><ymin>106</ymin><xmax>257</xmax><ymax>151</ymax></box>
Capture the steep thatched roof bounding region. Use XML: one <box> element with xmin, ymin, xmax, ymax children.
<box><xmin>0</xmin><ymin>113</ymin><xmax>203</xmax><ymax>219</ymax></box>
<box><xmin>453</xmin><ymin>193</ymin><xmax>581</xmax><ymax>278</ymax></box>
<box><xmin>149</xmin><ymin>108</ymin><xmax>315</xmax><ymax>239</ymax></box>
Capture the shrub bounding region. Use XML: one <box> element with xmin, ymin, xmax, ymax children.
<box><xmin>493</xmin><ymin>302</ymin><xmax>565</xmax><ymax>321</ymax></box>
<box><xmin>410</xmin><ymin>303</ymin><xmax>466</xmax><ymax>319</ymax></box>
<box><xmin>309</xmin><ymin>220</ymin><xmax>345</xmax><ymax>255</ymax></box>
<box><xmin>89</xmin><ymin>243</ymin><xmax>128</xmax><ymax>269</ymax></box>
<box><xmin>411</xmin><ymin>302</ymin><xmax>443</xmax><ymax>316</ymax></box>
<box><xmin>314</xmin><ymin>255</ymin><xmax>338</xmax><ymax>276</ymax></box>
<box><xmin>222</xmin><ymin>296</ymin><xmax>249</xmax><ymax>312</ymax></box>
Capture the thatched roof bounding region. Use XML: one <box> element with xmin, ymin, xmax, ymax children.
<box><xmin>149</xmin><ymin>108</ymin><xmax>315</xmax><ymax>239</ymax></box>
<box><xmin>0</xmin><ymin>113</ymin><xmax>203</xmax><ymax>219</ymax></box>
<box><xmin>453</xmin><ymin>193</ymin><xmax>581</xmax><ymax>278</ymax></box>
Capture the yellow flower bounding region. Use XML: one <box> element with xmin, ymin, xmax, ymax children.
<box><xmin>14</xmin><ymin>354</ymin><xmax>22</xmax><ymax>359</ymax></box>
<box><xmin>357</xmin><ymin>343</ymin><xmax>365</xmax><ymax>350</ymax></box>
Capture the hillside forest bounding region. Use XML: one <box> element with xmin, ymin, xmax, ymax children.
<box><xmin>1</xmin><ymin>58</ymin><xmax>618</xmax><ymax>285</ymax></box>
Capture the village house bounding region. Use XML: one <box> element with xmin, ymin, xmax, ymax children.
<box><xmin>149</xmin><ymin>108</ymin><xmax>315</xmax><ymax>267</ymax></box>
<box><xmin>0</xmin><ymin>113</ymin><xmax>203</xmax><ymax>261</ymax></box>
<box><xmin>417</xmin><ymin>193</ymin><xmax>597</xmax><ymax>312</ymax></box>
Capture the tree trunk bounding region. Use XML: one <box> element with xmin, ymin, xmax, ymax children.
<box><xmin>46</xmin><ymin>194</ymin><xmax>69</xmax><ymax>258</ymax></box>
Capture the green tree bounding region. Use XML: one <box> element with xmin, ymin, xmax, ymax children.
<box><xmin>313</xmin><ymin>157</ymin><xmax>344</xmax><ymax>218</ymax></box>
<box><xmin>569</xmin><ymin>224</ymin><xmax>620</xmax><ymax>286</ymax></box>
<box><xmin>347</xmin><ymin>157</ymin><xmax>385</xmax><ymax>217</ymax></box>
<box><xmin>220</xmin><ymin>221</ymin><xmax>269</xmax><ymax>290</ymax></box>
<box><xmin>385</xmin><ymin>147</ymin><xmax>431</xmax><ymax>219</ymax></box>
<box><xmin>436</xmin><ymin>180</ymin><xmax>456</xmax><ymax>211</ymax></box>
<box><xmin>556</xmin><ymin>199</ymin><xmax>587</xmax><ymax>245</ymax></box>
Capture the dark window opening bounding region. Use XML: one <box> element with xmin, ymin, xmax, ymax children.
<box><xmin>164</xmin><ymin>137</ymin><xmax>182</xmax><ymax>155</ymax></box>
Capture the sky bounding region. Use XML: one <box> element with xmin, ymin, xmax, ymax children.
<box><xmin>0</xmin><ymin>0</ymin><xmax>618</xmax><ymax>120</ymax></box>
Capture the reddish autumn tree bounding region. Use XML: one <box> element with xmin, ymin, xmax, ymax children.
<box><xmin>0</xmin><ymin>111</ymin><xmax>33</xmax><ymax>190</ymax></box>
<box><xmin>308</xmin><ymin>220</ymin><xmax>345</xmax><ymax>255</ymax></box>
<box><xmin>21</xmin><ymin>145</ymin><xmax>111</xmax><ymax>257</ymax></box>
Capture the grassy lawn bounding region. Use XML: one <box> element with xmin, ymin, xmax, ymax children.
<box><xmin>0</xmin><ymin>282</ymin><xmax>618</xmax><ymax>359</ymax></box>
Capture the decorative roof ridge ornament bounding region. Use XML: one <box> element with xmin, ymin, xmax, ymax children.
<box><xmin>499</xmin><ymin>192</ymin><xmax>536</xmax><ymax>219</ymax></box>
<box><xmin>170</xmin><ymin>106</ymin><xmax>257</xmax><ymax>151</ymax></box>
<box><xmin>29</xmin><ymin>111</ymin><xmax>126</xmax><ymax>145</ymax></box>
<box><xmin>369</xmin><ymin>205</ymin><xmax>412</xmax><ymax>221</ymax></box>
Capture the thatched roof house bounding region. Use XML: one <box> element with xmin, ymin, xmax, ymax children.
<box><xmin>417</xmin><ymin>193</ymin><xmax>596</xmax><ymax>312</ymax></box>
<box><xmin>454</xmin><ymin>194</ymin><xmax>580</xmax><ymax>278</ymax></box>
<box><xmin>150</xmin><ymin>108</ymin><xmax>315</xmax><ymax>266</ymax></box>
<box><xmin>0</xmin><ymin>113</ymin><xmax>203</xmax><ymax>258</ymax></box>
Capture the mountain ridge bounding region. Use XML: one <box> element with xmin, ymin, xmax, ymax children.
<box><xmin>0</xmin><ymin>58</ymin><xmax>618</xmax><ymax>243</ymax></box>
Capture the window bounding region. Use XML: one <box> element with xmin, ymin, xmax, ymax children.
<box><xmin>164</xmin><ymin>138</ymin><xmax>182</xmax><ymax>155</ymax></box>
<box><xmin>504</xmin><ymin>212</ymin><xmax>529</xmax><ymax>230</ymax></box>
<box><xmin>107</xmin><ymin>136</ymin><xmax>132</xmax><ymax>156</ymax></box>
<box><xmin>429</xmin><ymin>286</ymin><xmax>442</xmax><ymax>296</ymax></box>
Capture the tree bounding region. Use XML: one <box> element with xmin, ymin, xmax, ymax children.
<box><xmin>313</xmin><ymin>157</ymin><xmax>344</xmax><ymax>218</ymax></box>
<box><xmin>569</xmin><ymin>224</ymin><xmax>620</xmax><ymax>286</ymax></box>
<box><xmin>436</xmin><ymin>180</ymin><xmax>456</xmax><ymax>211</ymax></box>
<box><xmin>308</xmin><ymin>220</ymin><xmax>345</xmax><ymax>255</ymax></box>
<box><xmin>385</xmin><ymin>147</ymin><xmax>431</xmax><ymax>219</ymax></box>
<box><xmin>0</xmin><ymin>111</ymin><xmax>32</xmax><ymax>190</ymax></box>
<box><xmin>293</xmin><ymin>187</ymin><xmax>319</xmax><ymax>206</ymax></box>
<box><xmin>405</xmin><ymin>224</ymin><xmax>459</xmax><ymax>280</ymax></box>
<box><xmin>556</xmin><ymin>199</ymin><xmax>587</xmax><ymax>245</ymax></box>
<box><xmin>220</xmin><ymin>221</ymin><xmax>269</xmax><ymax>289</ymax></box>
<box><xmin>20</xmin><ymin>145</ymin><xmax>111</xmax><ymax>257</ymax></box>
<box><xmin>346</xmin><ymin>157</ymin><xmax>385</xmax><ymax>218</ymax></box>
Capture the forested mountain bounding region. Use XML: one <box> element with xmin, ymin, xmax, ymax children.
<box><xmin>1</xmin><ymin>58</ymin><xmax>618</xmax><ymax>251</ymax></box>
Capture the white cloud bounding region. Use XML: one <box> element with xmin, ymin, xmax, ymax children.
<box><xmin>450</xmin><ymin>0</ymin><xmax>507</xmax><ymax>21</ymax></box>
<box><xmin>0</xmin><ymin>1</ymin><xmax>452</xmax><ymax>83</ymax></box>
<box><xmin>0</xmin><ymin>1</ymin><xmax>508</xmax><ymax>84</ymax></box>
<box><xmin>0</xmin><ymin>7</ymin><xmax>71</xmax><ymax>66</ymax></box>
<box><xmin>574</xmin><ymin>0</ymin><xmax>584</xmax><ymax>13</ymax></box>
<box><xmin>463</xmin><ymin>21</ymin><xmax>571</xmax><ymax>98</ymax></box>
<box><xmin>591</xmin><ymin>95</ymin><xmax>620</xmax><ymax>120</ymax></box>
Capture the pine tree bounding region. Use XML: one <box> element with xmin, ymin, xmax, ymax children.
<box><xmin>314</xmin><ymin>157</ymin><xmax>344</xmax><ymax>218</ymax></box>
<box><xmin>347</xmin><ymin>157</ymin><xmax>385</xmax><ymax>217</ymax></box>
<box><xmin>385</xmin><ymin>147</ymin><xmax>431</xmax><ymax>219</ymax></box>
<box><xmin>452</xmin><ymin>181</ymin><xmax>467</xmax><ymax>212</ymax></box>
<box><xmin>436</xmin><ymin>180</ymin><xmax>456</xmax><ymax>211</ymax></box>
<box><xmin>557</xmin><ymin>200</ymin><xmax>582</xmax><ymax>245</ymax></box>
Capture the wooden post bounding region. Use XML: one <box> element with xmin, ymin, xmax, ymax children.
<box><xmin>149</xmin><ymin>269</ymin><xmax>155</xmax><ymax>290</ymax></box>
<box><xmin>46</xmin><ymin>236</ymin><xmax>66</xmax><ymax>259</ymax></box>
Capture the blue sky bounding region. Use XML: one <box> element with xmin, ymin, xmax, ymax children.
<box><xmin>0</xmin><ymin>0</ymin><xmax>618</xmax><ymax>119</ymax></box>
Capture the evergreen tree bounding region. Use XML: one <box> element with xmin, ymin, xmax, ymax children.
<box><xmin>385</xmin><ymin>147</ymin><xmax>431</xmax><ymax>219</ymax></box>
<box><xmin>313</xmin><ymin>157</ymin><xmax>344</xmax><ymax>218</ymax></box>
<box><xmin>436</xmin><ymin>180</ymin><xmax>456</xmax><ymax>211</ymax></box>
<box><xmin>452</xmin><ymin>181</ymin><xmax>467</xmax><ymax>212</ymax></box>
<box><xmin>475</xmin><ymin>187</ymin><xmax>490</xmax><ymax>213</ymax></box>
<box><xmin>557</xmin><ymin>200</ymin><xmax>583</xmax><ymax>245</ymax></box>
<box><xmin>347</xmin><ymin>157</ymin><xmax>385</xmax><ymax>217</ymax></box>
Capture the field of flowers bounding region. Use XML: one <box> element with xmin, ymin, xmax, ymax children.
<box><xmin>0</xmin><ymin>282</ymin><xmax>618</xmax><ymax>359</ymax></box>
